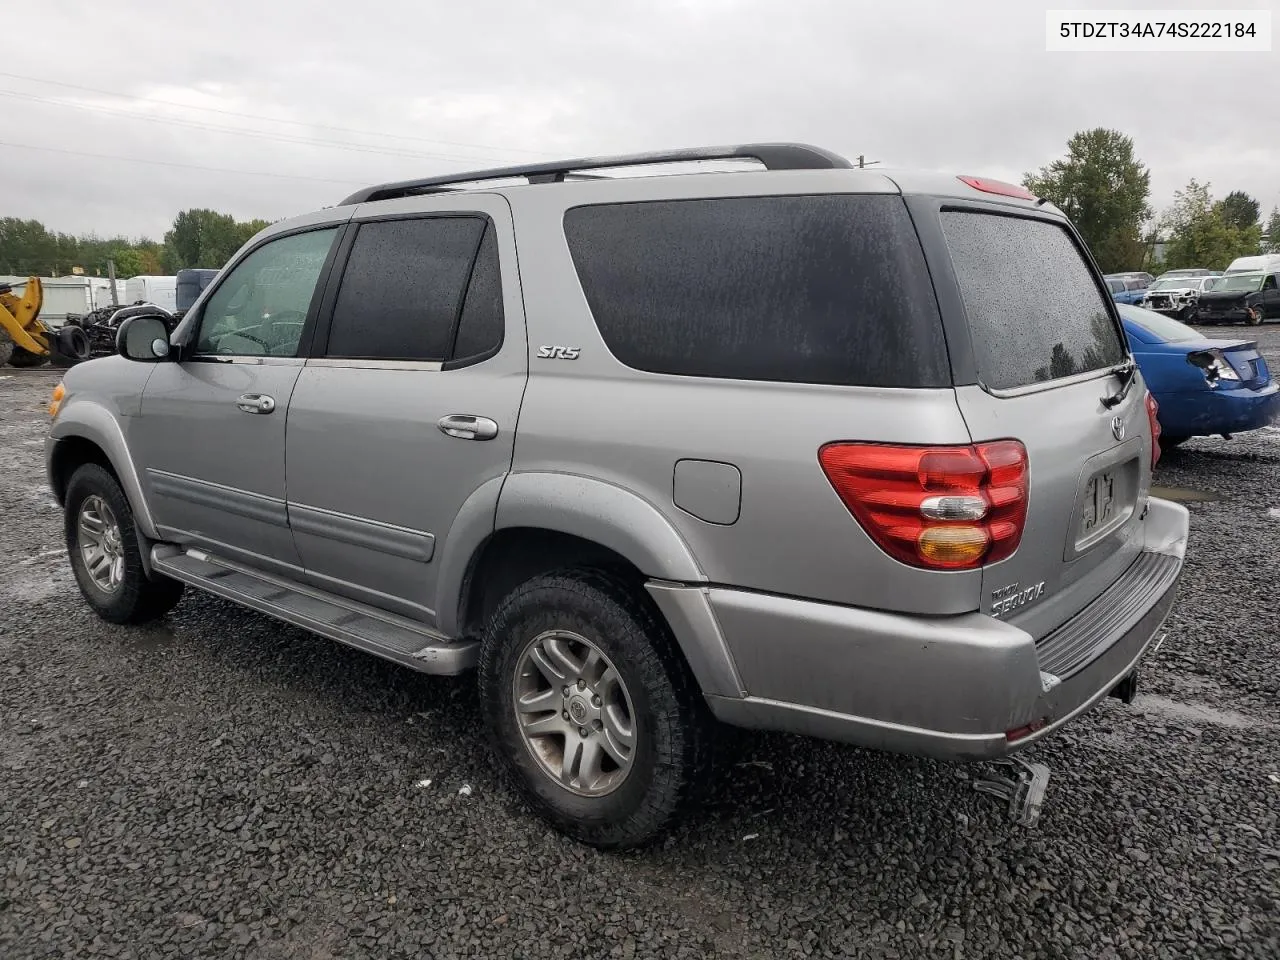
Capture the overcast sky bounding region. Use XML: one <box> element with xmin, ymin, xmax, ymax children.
<box><xmin>5</xmin><ymin>0</ymin><xmax>1276</xmax><ymax>241</ymax></box>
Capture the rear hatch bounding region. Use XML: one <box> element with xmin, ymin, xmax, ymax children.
<box><xmin>929</xmin><ymin>204</ymin><xmax>1153</xmax><ymax>641</ymax></box>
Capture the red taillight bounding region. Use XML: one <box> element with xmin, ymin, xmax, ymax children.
<box><xmin>1145</xmin><ymin>391</ymin><xmax>1162</xmax><ymax>469</ymax></box>
<box><xmin>818</xmin><ymin>440</ymin><xmax>1029</xmax><ymax>571</ymax></box>
<box><xmin>957</xmin><ymin>175</ymin><xmax>1038</xmax><ymax>201</ymax></box>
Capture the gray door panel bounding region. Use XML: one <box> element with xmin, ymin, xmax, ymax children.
<box><xmin>137</xmin><ymin>359</ymin><xmax>305</xmax><ymax>571</ymax></box>
<box><xmin>285</xmin><ymin>194</ymin><xmax>526</xmax><ymax>626</ymax></box>
<box><xmin>134</xmin><ymin>225</ymin><xmax>341</xmax><ymax>572</ymax></box>
<box><xmin>286</xmin><ymin>361</ymin><xmax>523</xmax><ymax>622</ymax></box>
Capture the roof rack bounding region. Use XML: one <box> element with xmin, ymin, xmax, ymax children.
<box><xmin>338</xmin><ymin>142</ymin><xmax>851</xmax><ymax>205</ymax></box>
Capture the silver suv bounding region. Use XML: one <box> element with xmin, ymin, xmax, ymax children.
<box><xmin>46</xmin><ymin>143</ymin><xmax>1189</xmax><ymax>848</ymax></box>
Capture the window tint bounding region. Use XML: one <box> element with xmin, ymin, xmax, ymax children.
<box><xmin>1106</xmin><ymin>279</ymin><xmax>1124</xmax><ymax>294</ymax></box>
<box><xmin>194</xmin><ymin>228</ymin><xmax>337</xmax><ymax>357</ymax></box>
<box><xmin>562</xmin><ymin>195</ymin><xmax>949</xmax><ymax>388</ymax></box>
<box><xmin>326</xmin><ymin>217</ymin><xmax>485</xmax><ymax>360</ymax></box>
<box><xmin>1265</xmin><ymin>275</ymin><xmax>1277</xmax><ymax>291</ymax></box>
<box><xmin>941</xmin><ymin>212</ymin><xmax>1125</xmax><ymax>390</ymax></box>
<box><xmin>450</xmin><ymin>223</ymin><xmax>504</xmax><ymax>360</ymax></box>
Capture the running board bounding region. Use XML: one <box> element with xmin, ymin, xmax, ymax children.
<box><xmin>150</xmin><ymin>546</ymin><xmax>478</xmax><ymax>675</ymax></box>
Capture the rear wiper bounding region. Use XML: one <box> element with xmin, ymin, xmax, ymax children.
<box><xmin>1101</xmin><ymin>359</ymin><xmax>1137</xmax><ymax>408</ymax></box>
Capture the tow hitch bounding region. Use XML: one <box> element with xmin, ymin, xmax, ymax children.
<box><xmin>972</xmin><ymin>756</ymin><xmax>1051</xmax><ymax>827</ymax></box>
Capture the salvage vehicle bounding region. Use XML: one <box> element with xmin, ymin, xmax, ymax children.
<box><xmin>1105</xmin><ymin>275</ymin><xmax>1147</xmax><ymax>305</ymax></box>
<box><xmin>1189</xmin><ymin>271</ymin><xmax>1280</xmax><ymax>325</ymax></box>
<box><xmin>1119</xmin><ymin>303</ymin><xmax>1280</xmax><ymax>449</ymax></box>
<box><xmin>44</xmin><ymin>143</ymin><xmax>1189</xmax><ymax>848</ymax></box>
<box><xmin>1139</xmin><ymin>276</ymin><xmax>1216</xmax><ymax>320</ymax></box>
<box><xmin>1157</xmin><ymin>268</ymin><xmax>1218</xmax><ymax>280</ymax></box>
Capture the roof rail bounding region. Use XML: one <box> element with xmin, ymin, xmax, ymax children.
<box><xmin>338</xmin><ymin>142</ymin><xmax>852</xmax><ymax>205</ymax></box>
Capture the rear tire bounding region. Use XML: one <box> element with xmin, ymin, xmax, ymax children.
<box><xmin>64</xmin><ymin>464</ymin><xmax>185</xmax><ymax>624</ymax></box>
<box><xmin>478</xmin><ymin>569</ymin><xmax>712</xmax><ymax>850</ymax></box>
<box><xmin>8</xmin><ymin>345</ymin><xmax>49</xmax><ymax>367</ymax></box>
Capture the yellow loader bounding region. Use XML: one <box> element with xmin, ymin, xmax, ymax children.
<box><xmin>0</xmin><ymin>277</ymin><xmax>91</xmax><ymax>368</ymax></box>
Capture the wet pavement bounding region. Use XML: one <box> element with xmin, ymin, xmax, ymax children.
<box><xmin>2</xmin><ymin>328</ymin><xmax>1279</xmax><ymax>959</ymax></box>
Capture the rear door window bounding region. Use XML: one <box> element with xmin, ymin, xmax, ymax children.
<box><xmin>941</xmin><ymin>212</ymin><xmax>1126</xmax><ymax>390</ymax></box>
<box><xmin>325</xmin><ymin>217</ymin><xmax>486</xmax><ymax>361</ymax></box>
<box><xmin>563</xmin><ymin>195</ymin><xmax>949</xmax><ymax>388</ymax></box>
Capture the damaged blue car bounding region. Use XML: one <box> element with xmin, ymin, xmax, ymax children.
<box><xmin>1119</xmin><ymin>303</ymin><xmax>1280</xmax><ymax>449</ymax></box>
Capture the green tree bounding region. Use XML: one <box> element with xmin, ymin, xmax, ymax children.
<box><xmin>0</xmin><ymin>217</ymin><xmax>56</xmax><ymax>274</ymax></box>
<box><xmin>1023</xmin><ymin>128</ymin><xmax>1152</xmax><ymax>273</ymax></box>
<box><xmin>1263</xmin><ymin>207</ymin><xmax>1280</xmax><ymax>254</ymax></box>
<box><xmin>162</xmin><ymin>209</ymin><xmax>270</xmax><ymax>270</ymax></box>
<box><xmin>1216</xmin><ymin>191</ymin><xmax>1260</xmax><ymax>232</ymax></box>
<box><xmin>1160</xmin><ymin>180</ymin><xmax>1263</xmax><ymax>270</ymax></box>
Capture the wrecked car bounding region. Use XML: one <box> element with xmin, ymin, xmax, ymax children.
<box><xmin>1189</xmin><ymin>271</ymin><xmax>1280</xmax><ymax>326</ymax></box>
<box><xmin>1140</xmin><ymin>276</ymin><xmax>1216</xmax><ymax>321</ymax></box>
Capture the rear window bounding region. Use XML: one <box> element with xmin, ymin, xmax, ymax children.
<box><xmin>941</xmin><ymin>212</ymin><xmax>1126</xmax><ymax>390</ymax></box>
<box><xmin>1117</xmin><ymin>304</ymin><xmax>1198</xmax><ymax>343</ymax></box>
<box><xmin>562</xmin><ymin>195</ymin><xmax>949</xmax><ymax>388</ymax></box>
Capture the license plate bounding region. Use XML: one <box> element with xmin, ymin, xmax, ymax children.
<box><xmin>1081</xmin><ymin>471</ymin><xmax>1116</xmax><ymax>535</ymax></box>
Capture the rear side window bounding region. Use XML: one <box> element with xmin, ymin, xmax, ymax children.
<box><xmin>941</xmin><ymin>212</ymin><xmax>1125</xmax><ymax>390</ymax></box>
<box><xmin>326</xmin><ymin>217</ymin><xmax>486</xmax><ymax>360</ymax></box>
<box><xmin>563</xmin><ymin>195</ymin><xmax>949</xmax><ymax>388</ymax></box>
<box><xmin>450</xmin><ymin>223</ymin><xmax>504</xmax><ymax>361</ymax></box>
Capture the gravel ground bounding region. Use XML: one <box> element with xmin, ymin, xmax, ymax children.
<box><xmin>2</xmin><ymin>329</ymin><xmax>1279</xmax><ymax>960</ymax></box>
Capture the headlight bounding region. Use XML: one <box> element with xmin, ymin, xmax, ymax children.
<box><xmin>1188</xmin><ymin>349</ymin><xmax>1241</xmax><ymax>385</ymax></box>
<box><xmin>49</xmin><ymin>382</ymin><xmax>65</xmax><ymax>417</ymax></box>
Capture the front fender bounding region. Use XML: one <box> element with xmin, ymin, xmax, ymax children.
<box><xmin>48</xmin><ymin>401</ymin><xmax>159</xmax><ymax>539</ymax></box>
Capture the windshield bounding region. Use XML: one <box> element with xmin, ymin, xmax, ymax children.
<box><xmin>1213</xmin><ymin>274</ymin><xmax>1264</xmax><ymax>293</ymax></box>
<box><xmin>1118</xmin><ymin>304</ymin><xmax>1199</xmax><ymax>342</ymax></box>
<box><xmin>1149</xmin><ymin>278</ymin><xmax>1195</xmax><ymax>290</ymax></box>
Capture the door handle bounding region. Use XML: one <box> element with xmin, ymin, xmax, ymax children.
<box><xmin>437</xmin><ymin>415</ymin><xmax>498</xmax><ymax>440</ymax></box>
<box><xmin>236</xmin><ymin>394</ymin><xmax>276</xmax><ymax>415</ymax></box>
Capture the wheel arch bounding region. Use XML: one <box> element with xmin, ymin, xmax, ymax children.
<box><xmin>49</xmin><ymin>405</ymin><xmax>159</xmax><ymax>540</ymax></box>
<box><xmin>442</xmin><ymin>472</ymin><xmax>743</xmax><ymax>699</ymax></box>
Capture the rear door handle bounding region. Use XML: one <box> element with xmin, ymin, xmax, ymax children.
<box><xmin>437</xmin><ymin>415</ymin><xmax>498</xmax><ymax>440</ymax></box>
<box><xmin>236</xmin><ymin>393</ymin><xmax>276</xmax><ymax>415</ymax></box>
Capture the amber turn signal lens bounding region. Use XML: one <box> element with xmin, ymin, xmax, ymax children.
<box><xmin>49</xmin><ymin>382</ymin><xmax>65</xmax><ymax>417</ymax></box>
<box><xmin>916</xmin><ymin>525</ymin><xmax>990</xmax><ymax>567</ymax></box>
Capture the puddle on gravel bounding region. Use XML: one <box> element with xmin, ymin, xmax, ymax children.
<box><xmin>1149</xmin><ymin>484</ymin><xmax>1221</xmax><ymax>504</ymax></box>
<box><xmin>1136</xmin><ymin>695</ymin><xmax>1260</xmax><ymax>730</ymax></box>
<box><xmin>123</xmin><ymin>625</ymin><xmax>178</xmax><ymax>653</ymax></box>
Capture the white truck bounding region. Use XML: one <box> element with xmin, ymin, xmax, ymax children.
<box><xmin>124</xmin><ymin>275</ymin><xmax>178</xmax><ymax>313</ymax></box>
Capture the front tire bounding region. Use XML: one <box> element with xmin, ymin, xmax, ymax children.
<box><xmin>64</xmin><ymin>464</ymin><xmax>184</xmax><ymax>624</ymax></box>
<box><xmin>478</xmin><ymin>569</ymin><xmax>711</xmax><ymax>849</ymax></box>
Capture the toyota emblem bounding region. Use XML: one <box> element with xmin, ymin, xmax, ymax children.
<box><xmin>1111</xmin><ymin>416</ymin><xmax>1125</xmax><ymax>441</ymax></box>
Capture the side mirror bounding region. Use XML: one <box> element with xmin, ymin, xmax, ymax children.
<box><xmin>117</xmin><ymin>315</ymin><xmax>172</xmax><ymax>362</ymax></box>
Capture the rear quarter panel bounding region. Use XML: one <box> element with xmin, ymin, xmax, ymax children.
<box><xmin>503</xmin><ymin>175</ymin><xmax>983</xmax><ymax>615</ymax></box>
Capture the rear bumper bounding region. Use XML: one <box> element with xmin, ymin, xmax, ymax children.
<box><xmin>688</xmin><ymin>497</ymin><xmax>1189</xmax><ymax>761</ymax></box>
<box><xmin>1155</xmin><ymin>383</ymin><xmax>1280</xmax><ymax>437</ymax></box>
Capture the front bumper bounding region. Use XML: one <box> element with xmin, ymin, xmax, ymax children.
<box><xmin>696</xmin><ymin>497</ymin><xmax>1189</xmax><ymax>761</ymax></box>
